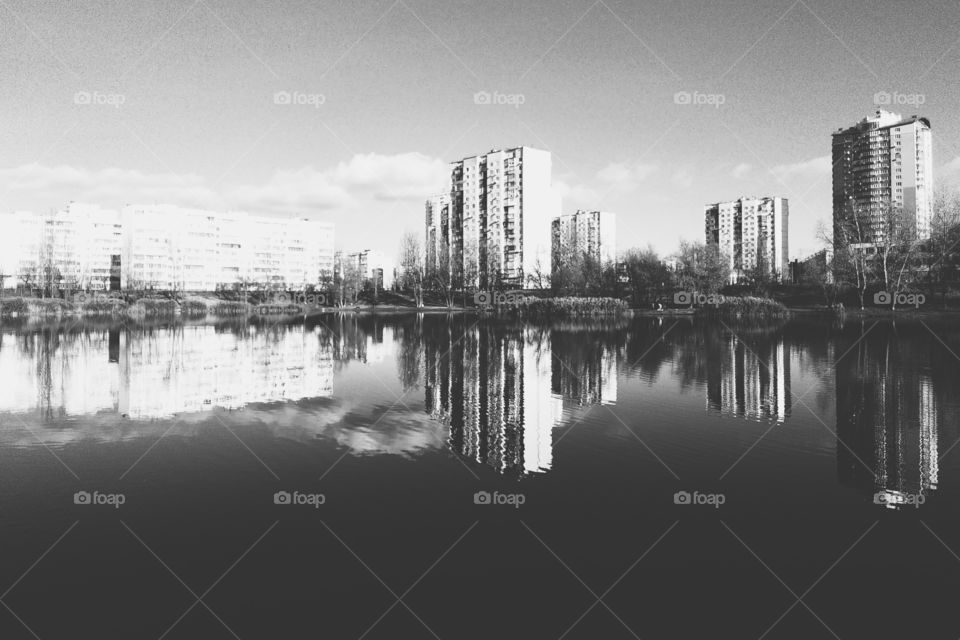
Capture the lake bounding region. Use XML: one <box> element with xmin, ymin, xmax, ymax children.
<box><xmin>0</xmin><ymin>313</ymin><xmax>958</xmax><ymax>639</ymax></box>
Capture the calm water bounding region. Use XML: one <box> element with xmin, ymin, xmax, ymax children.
<box><xmin>1</xmin><ymin>314</ymin><xmax>959</xmax><ymax>639</ymax></box>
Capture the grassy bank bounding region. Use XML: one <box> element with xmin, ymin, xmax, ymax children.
<box><xmin>0</xmin><ymin>296</ymin><xmax>252</xmax><ymax>319</ymax></box>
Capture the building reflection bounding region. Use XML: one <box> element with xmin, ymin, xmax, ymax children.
<box><xmin>836</xmin><ymin>326</ymin><xmax>939</xmax><ymax>509</ymax></box>
<box><xmin>705</xmin><ymin>332</ymin><xmax>792</xmax><ymax>423</ymax></box>
<box><xmin>0</xmin><ymin>325</ymin><xmax>334</xmax><ymax>420</ymax></box>
<box><xmin>424</xmin><ymin>320</ymin><xmax>619</xmax><ymax>476</ymax></box>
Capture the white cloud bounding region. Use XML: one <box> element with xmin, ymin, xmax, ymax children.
<box><xmin>671</xmin><ymin>166</ymin><xmax>695</xmax><ymax>189</ymax></box>
<box><xmin>938</xmin><ymin>157</ymin><xmax>960</xmax><ymax>184</ymax></box>
<box><xmin>553</xmin><ymin>177</ymin><xmax>599</xmax><ymax>204</ymax></box>
<box><xmin>770</xmin><ymin>155</ymin><xmax>831</xmax><ymax>181</ymax></box>
<box><xmin>731</xmin><ymin>163</ymin><xmax>752</xmax><ymax>179</ymax></box>
<box><xmin>0</xmin><ymin>152</ymin><xmax>450</xmax><ymax>216</ymax></box>
<box><xmin>596</xmin><ymin>160</ymin><xmax>658</xmax><ymax>191</ymax></box>
<box><xmin>0</xmin><ymin>163</ymin><xmax>220</xmax><ymax>209</ymax></box>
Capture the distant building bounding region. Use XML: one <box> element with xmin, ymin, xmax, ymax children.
<box><xmin>343</xmin><ymin>249</ymin><xmax>394</xmax><ymax>289</ymax></box>
<box><xmin>425</xmin><ymin>193</ymin><xmax>452</xmax><ymax>282</ymax></box>
<box><xmin>551</xmin><ymin>209</ymin><xmax>616</xmax><ymax>275</ymax></box>
<box><xmin>705</xmin><ymin>196</ymin><xmax>789</xmax><ymax>283</ymax></box>
<box><xmin>426</xmin><ymin>146</ymin><xmax>560</xmax><ymax>289</ymax></box>
<box><xmin>832</xmin><ymin>109</ymin><xmax>933</xmax><ymax>249</ymax></box>
<box><xmin>1</xmin><ymin>204</ymin><xmax>335</xmax><ymax>292</ymax></box>
<box><xmin>120</xmin><ymin>205</ymin><xmax>334</xmax><ymax>291</ymax></box>
<box><xmin>0</xmin><ymin>203</ymin><xmax>122</xmax><ymax>291</ymax></box>
<box><xmin>789</xmin><ymin>249</ymin><xmax>833</xmax><ymax>285</ymax></box>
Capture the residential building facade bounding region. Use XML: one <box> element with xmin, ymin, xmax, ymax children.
<box><xmin>427</xmin><ymin>146</ymin><xmax>560</xmax><ymax>289</ymax></box>
<box><xmin>705</xmin><ymin>196</ymin><xmax>789</xmax><ymax>283</ymax></box>
<box><xmin>832</xmin><ymin>109</ymin><xmax>933</xmax><ymax>248</ymax></box>
<box><xmin>551</xmin><ymin>209</ymin><xmax>616</xmax><ymax>275</ymax></box>
<box><xmin>0</xmin><ymin>203</ymin><xmax>122</xmax><ymax>291</ymax></box>
<box><xmin>343</xmin><ymin>249</ymin><xmax>395</xmax><ymax>289</ymax></box>
<box><xmin>0</xmin><ymin>204</ymin><xmax>334</xmax><ymax>292</ymax></box>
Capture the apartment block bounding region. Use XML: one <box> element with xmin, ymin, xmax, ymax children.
<box><xmin>705</xmin><ymin>196</ymin><xmax>789</xmax><ymax>282</ymax></box>
<box><xmin>428</xmin><ymin>146</ymin><xmax>560</xmax><ymax>289</ymax></box>
<box><xmin>551</xmin><ymin>209</ymin><xmax>616</xmax><ymax>274</ymax></box>
<box><xmin>0</xmin><ymin>203</ymin><xmax>122</xmax><ymax>290</ymax></box>
<box><xmin>832</xmin><ymin>109</ymin><xmax>933</xmax><ymax>247</ymax></box>
<box><xmin>1</xmin><ymin>204</ymin><xmax>335</xmax><ymax>292</ymax></box>
<box><xmin>120</xmin><ymin>205</ymin><xmax>334</xmax><ymax>291</ymax></box>
<box><xmin>343</xmin><ymin>249</ymin><xmax>395</xmax><ymax>289</ymax></box>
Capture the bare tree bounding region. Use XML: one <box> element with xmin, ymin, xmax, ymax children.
<box><xmin>526</xmin><ymin>254</ymin><xmax>551</xmax><ymax>290</ymax></box>
<box><xmin>398</xmin><ymin>231</ymin><xmax>424</xmax><ymax>308</ymax></box>
<box><xmin>828</xmin><ymin>200</ymin><xmax>875</xmax><ymax>311</ymax></box>
<box><xmin>928</xmin><ymin>187</ymin><xmax>960</xmax><ymax>308</ymax></box>
<box><xmin>429</xmin><ymin>243</ymin><xmax>456</xmax><ymax>308</ymax></box>
<box><xmin>875</xmin><ymin>202</ymin><xmax>923</xmax><ymax>310</ymax></box>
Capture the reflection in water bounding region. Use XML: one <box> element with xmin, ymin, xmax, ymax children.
<box><xmin>705</xmin><ymin>332</ymin><xmax>791</xmax><ymax>423</ymax></box>
<box><xmin>836</xmin><ymin>323</ymin><xmax>941</xmax><ymax>509</ymax></box>
<box><xmin>0</xmin><ymin>324</ymin><xmax>333</xmax><ymax>420</ymax></box>
<box><xmin>1</xmin><ymin>316</ymin><xmax>958</xmax><ymax>508</ymax></box>
<box><xmin>424</xmin><ymin>318</ymin><xmax>619</xmax><ymax>476</ymax></box>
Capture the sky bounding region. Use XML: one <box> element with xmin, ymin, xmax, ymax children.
<box><xmin>3</xmin><ymin>0</ymin><xmax>960</xmax><ymax>260</ymax></box>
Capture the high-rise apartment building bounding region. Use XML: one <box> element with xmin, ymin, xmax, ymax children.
<box><xmin>551</xmin><ymin>210</ymin><xmax>616</xmax><ymax>274</ymax></box>
<box><xmin>832</xmin><ymin>109</ymin><xmax>933</xmax><ymax>247</ymax></box>
<box><xmin>705</xmin><ymin>196</ymin><xmax>789</xmax><ymax>282</ymax></box>
<box><xmin>427</xmin><ymin>146</ymin><xmax>560</xmax><ymax>289</ymax></box>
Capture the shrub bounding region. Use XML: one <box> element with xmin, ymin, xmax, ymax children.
<box><xmin>505</xmin><ymin>296</ymin><xmax>629</xmax><ymax>318</ymax></box>
<box><xmin>703</xmin><ymin>296</ymin><xmax>790</xmax><ymax>319</ymax></box>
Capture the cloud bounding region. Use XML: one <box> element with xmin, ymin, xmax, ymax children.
<box><xmin>770</xmin><ymin>155</ymin><xmax>831</xmax><ymax>181</ymax></box>
<box><xmin>938</xmin><ymin>157</ymin><xmax>960</xmax><ymax>184</ymax></box>
<box><xmin>553</xmin><ymin>177</ymin><xmax>599</xmax><ymax>204</ymax></box>
<box><xmin>671</xmin><ymin>166</ymin><xmax>695</xmax><ymax>189</ymax></box>
<box><xmin>0</xmin><ymin>163</ymin><xmax>220</xmax><ymax>208</ymax></box>
<box><xmin>0</xmin><ymin>152</ymin><xmax>450</xmax><ymax>216</ymax></box>
<box><xmin>596</xmin><ymin>160</ymin><xmax>658</xmax><ymax>191</ymax></box>
<box><xmin>731</xmin><ymin>163</ymin><xmax>752</xmax><ymax>179</ymax></box>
